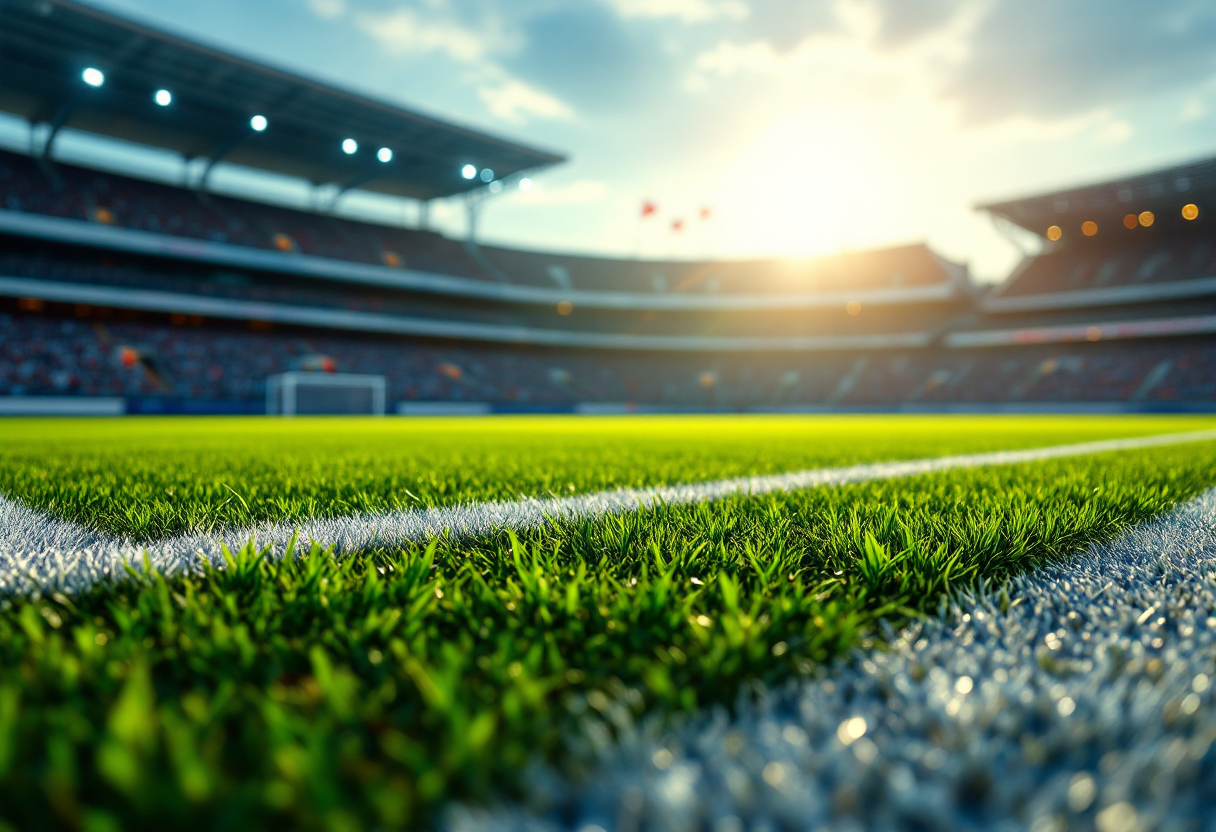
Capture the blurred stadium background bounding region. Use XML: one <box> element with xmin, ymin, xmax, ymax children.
<box><xmin>2</xmin><ymin>0</ymin><xmax>1215</xmax><ymax>418</ymax></box>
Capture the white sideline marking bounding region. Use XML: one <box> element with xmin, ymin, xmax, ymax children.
<box><xmin>447</xmin><ymin>484</ymin><xmax>1216</xmax><ymax>831</ymax></box>
<box><xmin>2</xmin><ymin>429</ymin><xmax>1216</xmax><ymax>594</ymax></box>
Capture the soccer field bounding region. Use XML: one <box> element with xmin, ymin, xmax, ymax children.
<box><xmin>2</xmin><ymin>415</ymin><xmax>1216</xmax><ymax>830</ymax></box>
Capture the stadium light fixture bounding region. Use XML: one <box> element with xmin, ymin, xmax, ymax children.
<box><xmin>1183</xmin><ymin>203</ymin><xmax>1200</xmax><ymax>220</ymax></box>
<box><xmin>461</xmin><ymin>164</ymin><xmax>477</xmax><ymax>180</ymax></box>
<box><xmin>82</xmin><ymin>67</ymin><xmax>105</xmax><ymax>88</ymax></box>
<box><xmin>342</xmin><ymin>138</ymin><xmax>358</xmax><ymax>155</ymax></box>
<box><xmin>154</xmin><ymin>89</ymin><xmax>172</xmax><ymax>107</ymax></box>
<box><xmin>250</xmin><ymin>114</ymin><xmax>268</xmax><ymax>132</ymax></box>
<box><xmin>519</xmin><ymin>178</ymin><xmax>533</xmax><ymax>192</ymax></box>
<box><xmin>377</xmin><ymin>147</ymin><xmax>393</xmax><ymax>163</ymax></box>
<box><xmin>480</xmin><ymin>168</ymin><xmax>495</xmax><ymax>182</ymax></box>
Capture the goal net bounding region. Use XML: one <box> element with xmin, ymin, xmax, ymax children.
<box><xmin>266</xmin><ymin>372</ymin><xmax>387</xmax><ymax>416</ymax></box>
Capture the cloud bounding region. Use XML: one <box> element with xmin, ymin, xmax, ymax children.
<box><xmin>306</xmin><ymin>0</ymin><xmax>345</xmax><ymax>20</ymax></box>
<box><xmin>867</xmin><ymin>0</ymin><xmax>965</xmax><ymax>47</ymax></box>
<box><xmin>946</xmin><ymin>0</ymin><xmax>1216</xmax><ymax>123</ymax></box>
<box><xmin>513</xmin><ymin>180</ymin><xmax>608</xmax><ymax>206</ymax></box>
<box><xmin>606</xmin><ymin>0</ymin><xmax>748</xmax><ymax>24</ymax></box>
<box><xmin>477</xmin><ymin>79</ymin><xmax>574</xmax><ymax>123</ymax></box>
<box><xmin>353</xmin><ymin>7</ymin><xmax>513</xmax><ymax>64</ymax></box>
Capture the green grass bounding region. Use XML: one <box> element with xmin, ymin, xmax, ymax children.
<box><xmin>0</xmin><ymin>415</ymin><xmax>1212</xmax><ymax>540</ymax></box>
<box><xmin>2</xmin><ymin>432</ymin><xmax>1216</xmax><ymax>831</ymax></box>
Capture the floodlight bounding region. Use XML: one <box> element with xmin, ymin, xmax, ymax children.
<box><xmin>342</xmin><ymin>138</ymin><xmax>358</xmax><ymax>155</ymax></box>
<box><xmin>377</xmin><ymin>147</ymin><xmax>393</xmax><ymax>163</ymax></box>
<box><xmin>519</xmin><ymin>178</ymin><xmax>533</xmax><ymax>192</ymax></box>
<box><xmin>480</xmin><ymin>168</ymin><xmax>495</xmax><ymax>182</ymax></box>
<box><xmin>250</xmin><ymin>114</ymin><xmax>268</xmax><ymax>132</ymax></box>
<box><xmin>461</xmin><ymin>164</ymin><xmax>477</xmax><ymax>180</ymax></box>
<box><xmin>82</xmin><ymin>67</ymin><xmax>105</xmax><ymax>88</ymax></box>
<box><xmin>154</xmin><ymin>89</ymin><xmax>172</xmax><ymax>107</ymax></box>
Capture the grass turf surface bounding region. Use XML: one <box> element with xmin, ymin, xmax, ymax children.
<box><xmin>1</xmin><ymin>415</ymin><xmax>1212</xmax><ymax>540</ymax></box>
<box><xmin>1</xmin><ymin>416</ymin><xmax>1216</xmax><ymax>830</ymax></box>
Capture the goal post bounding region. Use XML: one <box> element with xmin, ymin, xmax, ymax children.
<box><xmin>266</xmin><ymin>372</ymin><xmax>387</xmax><ymax>416</ymax></box>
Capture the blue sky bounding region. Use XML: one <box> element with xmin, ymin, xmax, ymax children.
<box><xmin>66</xmin><ymin>0</ymin><xmax>1216</xmax><ymax>279</ymax></box>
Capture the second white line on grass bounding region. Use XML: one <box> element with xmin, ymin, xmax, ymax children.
<box><xmin>3</xmin><ymin>428</ymin><xmax>1216</xmax><ymax>593</ymax></box>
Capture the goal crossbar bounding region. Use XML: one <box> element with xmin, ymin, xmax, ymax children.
<box><xmin>266</xmin><ymin>372</ymin><xmax>387</xmax><ymax>416</ymax></box>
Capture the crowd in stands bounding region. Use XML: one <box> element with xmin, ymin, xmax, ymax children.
<box><xmin>0</xmin><ymin>150</ymin><xmax>490</xmax><ymax>279</ymax></box>
<box><xmin>3</xmin><ymin>309</ymin><xmax>1214</xmax><ymax>407</ymax></box>
<box><xmin>0</xmin><ymin>150</ymin><xmax>957</xmax><ymax>296</ymax></box>
<box><xmin>1001</xmin><ymin>234</ymin><xmax>1216</xmax><ymax>297</ymax></box>
<box><xmin>476</xmin><ymin>243</ymin><xmax>956</xmax><ymax>296</ymax></box>
<box><xmin>0</xmin><ymin>252</ymin><xmax>959</xmax><ymax>338</ymax></box>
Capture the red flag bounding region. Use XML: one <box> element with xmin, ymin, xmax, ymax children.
<box><xmin>699</xmin><ymin>206</ymin><xmax>713</xmax><ymax>221</ymax></box>
<box><xmin>672</xmin><ymin>219</ymin><xmax>684</xmax><ymax>232</ymax></box>
<box><xmin>641</xmin><ymin>201</ymin><xmax>658</xmax><ymax>218</ymax></box>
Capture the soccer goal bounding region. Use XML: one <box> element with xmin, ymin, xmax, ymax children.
<box><xmin>266</xmin><ymin>372</ymin><xmax>387</xmax><ymax>416</ymax></box>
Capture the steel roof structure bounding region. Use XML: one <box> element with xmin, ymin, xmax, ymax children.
<box><xmin>979</xmin><ymin>154</ymin><xmax>1216</xmax><ymax>237</ymax></box>
<box><xmin>0</xmin><ymin>0</ymin><xmax>566</xmax><ymax>200</ymax></box>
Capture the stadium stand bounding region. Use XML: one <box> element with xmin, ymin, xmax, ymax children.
<box><xmin>0</xmin><ymin>149</ymin><xmax>966</xmax><ymax>300</ymax></box>
<box><xmin>4</xmin><ymin>305</ymin><xmax>1215</xmax><ymax>408</ymax></box>
<box><xmin>1</xmin><ymin>0</ymin><xmax>1214</xmax><ymax>413</ymax></box>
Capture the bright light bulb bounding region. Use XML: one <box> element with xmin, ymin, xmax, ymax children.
<box><xmin>519</xmin><ymin>178</ymin><xmax>533</xmax><ymax>192</ymax></box>
<box><xmin>154</xmin><ymin>89</ymin><xmax>172</xmax><ymax>106</ymax></box>
<box><xmin>250</xmin><ymin>114</ymin><xmax>268</xmax><ymax>132</ymax></box>
<box><xmin>461</xmin><ymin>164</ymin><xmax>477</xmax><ymax>180</ymax></box>
<box><xmin>342</xmin><ymin>138</ymin><xmax>358</xmax><ymax>155</ymax></box>
<box><xmin>377</xmin><ymin>147</ymin><xmax>393</xmax><ymax>163</ymax></box>
<box><xmin>480</xmin><ymin>168</ymin><xmax>495</xmax><ymax>182</ymax></box>
<box><xmin>82</xmin><ymin>67</ymin><xmax>105</xmax><ymax>88</ymax></box>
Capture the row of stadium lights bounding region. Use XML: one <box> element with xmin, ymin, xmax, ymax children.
<box><xmin>1045</xmin><ymin>203</ymin><xmax>1201</xmax><ymax>241</ymax></box>
<box><xmin>82</xmin><ymin>67</ymin><xmax>530</xmax><ymax>189</ymax></box>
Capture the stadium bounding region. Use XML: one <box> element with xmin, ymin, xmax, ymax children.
<box><xmin>2</xmin><ymin>1</ymin><xmax>1216</xmax><ymax>830</ymax></box>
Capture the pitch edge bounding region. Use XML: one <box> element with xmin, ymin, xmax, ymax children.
<box><xmin>3</xmin><ymin>429</ymin><xmax>1216</xmax><ymax>594</ymax></box>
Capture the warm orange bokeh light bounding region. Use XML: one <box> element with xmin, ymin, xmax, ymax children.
<box><xmin>1081</xmin><ymin>221</ymin><xmax>1098</xmax><ymax>237</ymax></box>
<box><xmin>557</xmin><ymin>300</ymin><xmax>574</xmax><ymax>316</ymax></box>
<box><xmin>1138</xmin><ymin>211</ymin><xmax>1155</xmax><ymax>227</ymax></box>
<box><xmin>1046</xmin><ymin>225</ymin><xmax>1063</xmax><ymax>241</ymax></box>
<box><xmin>1123</xmin><ymin>214</ymin><xmax>1138</xmax><ymax>229</ymax></box>
<box><xmin>1182</xmin><ymin>203</ymin><xmax>1200</xmax><ymax>221</ymax></box>
<box><xmin>846</xmin><ymin>300</ymin><xmax>861</xmax><ymax>316</ymax></box>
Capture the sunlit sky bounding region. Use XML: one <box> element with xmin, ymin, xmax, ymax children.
<box><xmin>42</xmin><ymin>0</ymin><xmax>1216</xmax><ymax>280</ymax></box>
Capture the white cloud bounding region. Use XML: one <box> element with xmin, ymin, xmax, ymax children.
<box><xmin>607</xmin><ymin>0</ymin><xmax>749</xmax><ymax>24</ymax></box>
<box><xmin>307</xmin><ymin>0</ymin><xmax>346</xmax><ymax>20</ymax></box>
<box><xmin>353</xmin><ymin>8</ymin><xmax>509</xmax><ymax>64</ymax></box>
<box><xmin>1180</xmin><ymin>98</ymin><xmax>1207</xmax><ymax>122</ymax></box>
<box><xmin>512</xmin><ymin>180</ymin><xmax>608</xmax><ymax>206</ymax></box>
<box><xmin>477</xmin><ymin>79</ymin><xmax>574</xmax><ymax>124</ymax></box>
<box><xmin>1097</xmin><ymin>119</ymin><xmax>1133</xmax><ymax>143</ymax></box>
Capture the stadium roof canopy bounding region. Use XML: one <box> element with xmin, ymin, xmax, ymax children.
<box><xmin>0</xmin><ymin>0</ymin><xmax>566</xmax><ymax>200</ymax></box>
<box><xmin>979</xmin><ymin>154</ymin><xmax>1216</xmax><ymax>237</ymax></box>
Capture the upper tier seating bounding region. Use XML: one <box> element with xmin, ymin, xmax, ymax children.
<box><xmin>1002</xmin><ymin>234</ymin><xmax>1216</xmax><ymax>297</ymax></box>
<box><xmin>0</xmin><ymin>150</ymin><xmax>956</xmax><ymax>296</ymax></box>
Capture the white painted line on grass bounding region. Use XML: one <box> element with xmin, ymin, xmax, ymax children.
<box><xmin>2</xmin><ymin>429</ymin><xmax>1216</xmax><ymax>594</ymax></box>
<box><xmin>453</xmin><ymin>482</ymin><xmax>1216</xmax><ymax>830</ymax></box>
